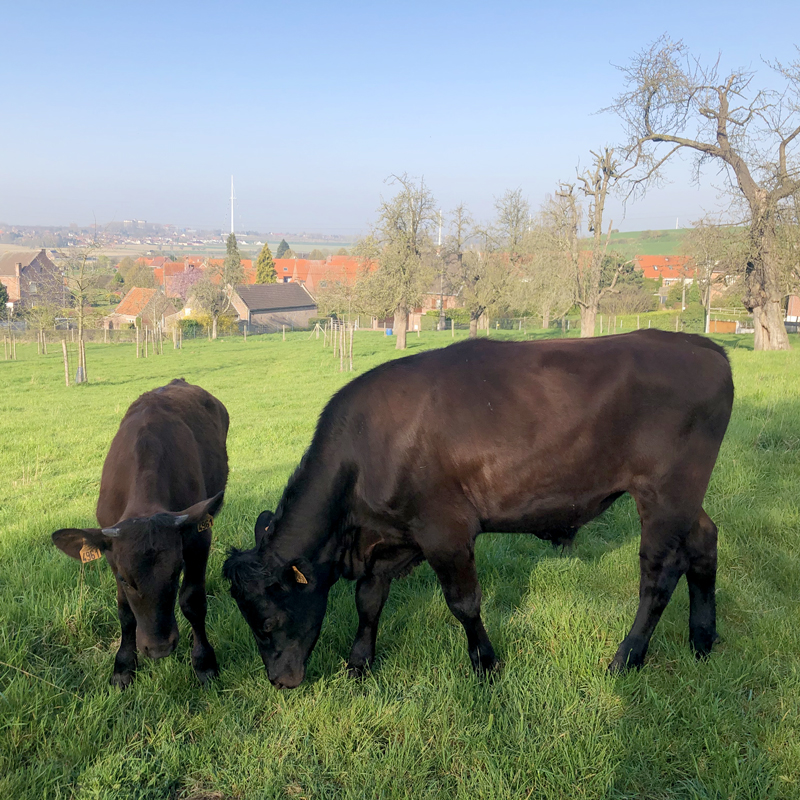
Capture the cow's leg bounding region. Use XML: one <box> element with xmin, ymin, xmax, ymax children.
<box><xmin>111</xmin><ymin>585</ymin><xmax>138</xmax><ymax>689</ymax></box>
<box><xmin>686</xmin><ymin>508</ymin><xmax>718</xmax><ymax>658</ymax></box>
<box><xmin>347</xmin><ymin>573</ymin><xmax>392</xmax><ymax>677</ymax></box>
<box><xmin>609</xmin><ymin>511</ymin><xmax>691</xmax><ymax>673</ymax></box>
<box><xmin>180</xmin><ymin>530</ymin><xmax>219</xmax><ymax>685</ymax></box>
<box><xmin>427</xmin><ymin>547</ymin><xmax>497</xmax><ymax>675</ymax></box>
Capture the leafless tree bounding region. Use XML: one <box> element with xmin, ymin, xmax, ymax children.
<box><xmin>575</xmin><ymin>148</ymin><xmax>629</xmax><ymax>336</ymax></box>
<box><xmin>361</xmin><ymin>174</ymin><xmax>438</xmax><ymax>349</ymax></box>
<box><xmin>492</xmin><ymin>189</ymin><xmax>531</xmax><ymax>262</ymax></box>
<box><xmin>514</xmin><ymin>208</ymin><xmax>575</xmax><ymax>328</ymax></box>
<box><xmin>682</xmin><ymin>217</ymin><xmax>749</xmax><ymax>332</ymax></box>
<box><xmin>191</xmin><ymin>257</ymin><xmax>244</xmax><ymax>339</ymax></box>
<box><xmin>57</xmin><ymin>242</ymin><xmax>103</xmax><ymax>379</ymax></box>
<box><xmin>607</xmin><ymin>36</ymin><xmax>800</xmax><ymax>349</ymax></box>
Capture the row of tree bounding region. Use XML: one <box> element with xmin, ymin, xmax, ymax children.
<box><xmin>318</xmin><ymin>38</ymin><xmax>800</xmax><ymax>351</ymax></box>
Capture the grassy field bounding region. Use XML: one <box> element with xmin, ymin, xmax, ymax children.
<box><xmin>1</xmin><ymin>329</ymin><xmax>799</xmax><ymax>799</ymax></box>
<box><xmin>605</xmin><ymin>229</ymin><xmax>689</xmax><ymax>259</ymax></box>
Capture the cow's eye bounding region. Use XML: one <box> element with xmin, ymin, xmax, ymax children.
<box><xmin>118</xmin><ymin>575</ymin><xmax>138</xmax><ymax>592</ymax></box>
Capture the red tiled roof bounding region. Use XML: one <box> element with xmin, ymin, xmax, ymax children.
<box><xmin>635</xmin><ymin>255</ymin><xmax>696</xmax><ymax>281</ymax></box>
<box><xmin>114</xmin><ymin>287</ymin><xmax>156</xmax><ymax>316</ymax></box>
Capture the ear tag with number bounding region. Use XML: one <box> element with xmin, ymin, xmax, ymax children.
<box><xmin>80</xmin><ymin>544</ymin><xmax>103</xmax><ymax>563</ymax></box>
<box><xmin>292</xmin><ymin>565</ymin><xmax>308</xmax><ymax>585</ymax></box>
<box><xmin>197</xmin><ymin>515</ymin><xmax>213</xmax><ymax>532</ymax></box>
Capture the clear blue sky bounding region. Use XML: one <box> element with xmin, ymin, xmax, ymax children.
<box><xmin>2</xmin><ymin>1</ymin><xmax>797</xmax><ymax>234</ymax></box>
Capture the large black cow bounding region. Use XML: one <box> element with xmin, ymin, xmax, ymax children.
<box><xmin>52</xmin><ymin>379</ymin><xmax>228</xmax><ymax>687</ymax></box>
<box><xmin>225</xmin><ymin>331</ymin><xmax>733</xmax><ymax>689</ymax></box>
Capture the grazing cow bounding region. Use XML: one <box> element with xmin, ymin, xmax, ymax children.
<box><xmin>224</xmin><ymin>331</ymin><xmax>733</xmax><ymax>689</ymax></box>
<box><xmin>52</xmin><ymin>379</ymin><xmax>228</xmax><ymax>687</ymax></box>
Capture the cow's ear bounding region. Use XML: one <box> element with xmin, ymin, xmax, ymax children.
<box><xmin>282</xmin><ymin>558</ymin><xmax>316</xmax><ymax>591</ymax></box>
<box><xmin>52</xmin><ymin>528</ymin><xmax>111</xmax><ymax>563</ymax></box>
<box><xmin>173</xmin><ymin>490</ymin><xmax>225</xmax><ymax>529</ymax></box>
<box><xmin>254</xmin><ymin>510</ymin><xmax>275</xmax><ymax>545</ymax></box>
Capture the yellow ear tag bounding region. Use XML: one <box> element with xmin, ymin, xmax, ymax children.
<box><xmin>197</xmin><ymin>515</ymin><xmax>213</xmax><ymax>533</ymax></box>
<box><xmin>292</xmin><ymin>565</ymin><xmax>308</xmax><ymax>585</ymax></box>
<box><xmin>80</xmin><ymin>544</ymin><xmax>102</xmax><ymax>564</ymax></box>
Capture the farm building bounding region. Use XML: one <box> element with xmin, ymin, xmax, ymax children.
<box><xmin>635</xmin><ymin>255</ymin><xmax>697</xmax><ymax>285</ymax></box>
<box><xmin>231</xmin><ymin>283</ymin><xmax>317</xmax><ymax>331</ymax></box>
<box><xmin>0</xmin><ymin>249</ymin><xmax>60</xmax><ymax>309</ymax></box>
<box><xmin>103</xmin><ymin>287</ymin><xmax>176</xmax><ymax>329</ymax></box>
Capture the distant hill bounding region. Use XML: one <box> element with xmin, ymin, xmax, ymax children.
<box><xmin>597</xmin><ymin>229</ymin><xmax>690</xmax><ymax>259</ymax></box>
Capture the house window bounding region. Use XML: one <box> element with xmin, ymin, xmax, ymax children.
<box><xmin>29</xmin><ymin>283</ymin><xmax>38</xmax><ymax>294</ymax></box>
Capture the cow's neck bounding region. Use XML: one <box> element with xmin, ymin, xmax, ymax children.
<box><xmin>265</xmin><ymin>450</ymin><xmax>350</xmax><ymax>572</ymax></box>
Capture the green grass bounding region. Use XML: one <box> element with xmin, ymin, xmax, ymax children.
<box><xmin>603</xmin><ymin>229</ymin><xmax>690</xmax><ymax>259</ymax></box>
<box><xmin>1</xmin><ymin>329</ymin><xmax>799</xmax><ymax>799</ymax></box>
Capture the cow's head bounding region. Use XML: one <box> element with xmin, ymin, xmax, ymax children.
<box><xmin>224</xmin><ymin>515</ymin><xmax>328</xmax><ymax>688</ymax></box>
<box><xmin>52</xmin><ymin>491</ymin><xmax>224</xmax><ymax>660</ymax></box>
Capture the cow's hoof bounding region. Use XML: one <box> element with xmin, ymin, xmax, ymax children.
<box><xmin>195</xmin><ymin>666</ymin><xmax>220</xmax><ymax>687</ymax></box>
<box><xmin>192</xmin><ymin>647</ymin><xmax>219</xmax><ymax>687</ymax></box>
<box><xmin>110</xmin><ymin>670</ymin><xmax>135</xmax><ymax>689</ymax></box>
<box><xmin>691</xmin><ymin>626</ymin><xmax>720</xmax><ymax>658</ymax></box>
<box><xmin>347</xmin><ymin>662</ymin><xmax>370</xmax><ymax>679</ymax></box>
<box><xmin>608</xmin><ymin>652</ymin><xmax>644</xmax><ymax>674</ymax></box>
<box><xmin>474</xmin><ymin>654</ymin><xmax>501</xmax><ymax>678</ymax></box>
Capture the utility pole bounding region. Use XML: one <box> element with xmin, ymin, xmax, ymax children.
<box><xmin>437</xmin><ymin>209</ymin><xmax>445</xmax><ymax>332</ymax></box>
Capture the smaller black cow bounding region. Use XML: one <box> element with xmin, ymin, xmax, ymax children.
<box><xmin>225</xmin><ymin>331</ymin><xmax>733</xmax><ymax>689</ymax></box>
<box><xmin>52</xmin><ymin>379</ymin><xmax>228</xmax><ymax>687</ymax></box>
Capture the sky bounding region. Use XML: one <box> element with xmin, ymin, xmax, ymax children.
<box><xmin>1</xmin><ymin>0</ymin><xmax>798</xmax><ymax>235</ymax></box>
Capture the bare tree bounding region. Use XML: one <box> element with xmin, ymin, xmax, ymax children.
<box><xmin>363</xmin><ymin>174</ymin><xmax>438</xmax><ymax>349</ymax></box>
<box><xmin>458</xmin><ymin>230</ymin><xmax>510</xmax><ymax>338</ymax></box>
<box><xmin>608</xmin><ymin>37</ymin><xmax>800</xmax><ymax>349</ymax></box>
<box><xmin>575</xmin><ymin>148</ymin><xmax>629</xmax><ymax>336</ymax></box>
<box><xmin>514</xmin><ymin>208</ymin><xmax>575</xmax><ymax>328</ymax></box>
<box><xmin>58</xmin><ymin>242</ymin><xmax>102</xmax><ymax>380</ymax></box>
<box><xmin>492</xmin><ymin>189</ymin><xmax>531</xmax><ymax>262</ymax></box>
<box><xmin>682</xmin><ymin>217</ymin><xmax>749</xmax><ymax>332</ymax></box>
<box><xmin>192</xmin><ymin>255</ymin><xmax>245</xmax><ymax>339</ymax></box>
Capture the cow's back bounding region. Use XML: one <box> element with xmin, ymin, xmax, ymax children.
<box><xmin>97</xmin><ymin>379</ymin><xmax>229</xmax><ymax>524</ymax></box>
<box><xmin>321</xmin><ymin>332</ymin><xmax>732</xmax><ymax>532</ymax></box>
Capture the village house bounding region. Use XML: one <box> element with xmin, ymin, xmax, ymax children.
<box><xmin>103</xmin><ymin>287</ymin><xmax>176</xmax><ymax>330</ymax></box>
<box><xmin>230</xmin><ymin>283</ymin><xmax>317</xmax><ymax>331</ymax></box>
<box><xmin>0</xmin><ymin>249</ymin><xmax>60</xmax><ymax>309</ymax></box>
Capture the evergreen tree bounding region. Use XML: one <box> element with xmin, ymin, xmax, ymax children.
<box><xmin>255</xmin><ymin>242</ymin><xmax>277</xmax><ymax>284</ymax></box>
<box><xmin>0</xmin><ymin>281</ymin><xmax>8</xmax><ymax>311</ymax></box>
<box><xmin>275</xmin><ymin>239</ymin><xmax>290</xmax><ymax>259</ymax></box>
<box><xmin>224</xmin><ymin>233</ymin><xmax>241</xmax><ymax>273</ymax></box>
<box><xmin>309</xmin><ymin>248</ymin><xmax>326</xmax><ymax>260</ymax></box>
<box><xmin>336</xmin><ymin>247</ymin><xmax>349</xmax><ymax>256</ymax></box>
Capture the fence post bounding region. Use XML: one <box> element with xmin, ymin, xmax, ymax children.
<box><xmin>81</xmin><ymin>340</ymin><xmax>88</xmax><ymax>382</ymax></box>
<box><xmin>349</xmin><ymin>322</ymin><xmax>354</xmax><ymax>371</ymax></box>
<box><xmin>136</xmin><ymin>327</ymin><xmax>140</xmax><ymax>358</ymax></box>
<box><xmin>3</xmin><ymin>336</ymin><xmax>7</xmax><ymax>360</ymax></box>
<box><xmin>451</xmin><ymin>318</ymin><xmax>454</xmax><ymax>338</ymax></box>
<box><xmin>62</xmin><ymin>340</ymin><xmax>69</xmax><ymax>386</ymax></box>
<box><xmin>243</xmin><ymin>326</ymin><xmax>247</xmax><ymax>343</ymax></box>
<box><xmin>282</xmin><ymin>324</ymin><xmax>286</xmax><ymax>341</ymax></box>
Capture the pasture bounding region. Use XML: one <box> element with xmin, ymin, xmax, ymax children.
<box><xmin>1</xmin><ymin>330</ymin><xmax>799</xmax><ymax>799</ymax></box>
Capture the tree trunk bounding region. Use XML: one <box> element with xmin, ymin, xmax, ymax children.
<box><xmin>212</xmin><ymin>316</ymin><xmax>218</xmax><ymax>340</ymax></box>
<box><xmin>744</xmin><ymin>201</ymin><xmax>790</xmax><ymax>350</ymax></box>
<box><xmin>579</xmin><ymin>305</ymin><xmax>598</xmax><ymax>338</ymax></box>
<box><xmin>542</xmin><ymin>308</ymin><xmax>550</xmax><ymax>329</ymax></box>
<box><xmin>394</xmin><ymin>305</ymin><xmax>408</xmax><ymax>350</ymax></box>
<box><xmin>469</xmin><ymin>311</ymin><xmax>480</xmax><ymax>339</ymax></box>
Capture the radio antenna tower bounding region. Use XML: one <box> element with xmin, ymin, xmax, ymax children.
<box><xmin>230</xmin><ymin>176</ymin><xmax>236</xmax><ymax>234</ymax></box>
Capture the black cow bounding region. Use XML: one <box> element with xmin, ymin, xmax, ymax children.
<box><xmin>52</xmin><ymin>379</ymin><xmax>228</xmax><ymax>687</ymax></box>
<box><xmin>225</xmin><ymin>331</ymin><xmax>733</xmax><ymax>688</ymax></box>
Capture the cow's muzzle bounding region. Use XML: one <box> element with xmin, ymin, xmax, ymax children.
<box><xmin>138</xmin><ymin>630</ymin><xmax>179</xmax><ymax>661</ymax></box>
